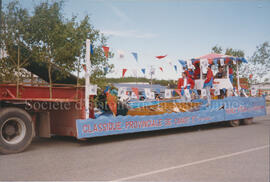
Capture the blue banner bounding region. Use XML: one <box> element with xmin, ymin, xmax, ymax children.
<box><xmin>76</xmin><ymin>97</ymin><xmax>266</xmax><ymax>139</ymax></box>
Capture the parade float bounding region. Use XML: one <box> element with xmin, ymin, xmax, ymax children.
<box><xmin>0</xmin><ymin>39</ymin><xmax>266</xmax><ymax>154</ymax></box>
<box><xmin>76</xmin><ymin>40</ymin><xmax>266</xmax><ymax>139</ymax></box>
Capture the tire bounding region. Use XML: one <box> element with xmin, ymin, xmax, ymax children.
<box><xmin>0</xmin><ymin>107</ymin><xmax>33</xmax><ymax>154</ymax></box>
<box><xmin>228</xmin><ymin>120</ymin><xmax>240</xmax><ymax>127</ymax></box>
<box><xmin>241</xmin><ymin>118</ymin><xmax>253</xmax><ymax>125</ymax></box>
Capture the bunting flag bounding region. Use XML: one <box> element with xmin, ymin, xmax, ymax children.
<box><xmin>132</xmin><ymin>69</ymin><xmax>137</xmax><ymax>77</ymax></box>
<box><xmin>174</xmin><ymin>65</ymin><xmax>177</xmax><ymax>72</ymax></box>
<box><xmin>131</xmin><ymin>87</ymin><xmax>139</xmax><ymax>99</ymax></box>
<box><xmin>159</xmin><ymin>67</ymin><xmax>163</xmax><ymax>72</ymax></box>
<box><xmin>131</xmin><ymin>52</ymin><xmax>138</xmax><ymax>62</ymax></box>
<box><xmin>90</xmin><ymin>44</ymin><xmax>94</xmax><ymax>55</ymax></box>
<box><xmin>82</xmin><ymin>64</ymin><xmax>86</xmax><ymax>72</ymax></box>
<box><xmin>156</xmin><ymin>55</ymin><xmax>167</xmax><ymax>59</ymax></box>
<box><xmin>102</xmin><ymin>46</ymin><xmax>109</xmax><ymax>58</ymax></box>
<box><xmin>117</xmin><ymin>50</ymin><xmax>125</xmax><ymax>59</ymax></box>
<box><xmin>249</xmin><ymin>74</ymin><xmax>253</xmax><ymax>79</ymax></box>
<box><xmin>178</xmin><ymin>60</ymin><xmax>187</xmax><ymax>67</ymax></box>
<box><xmin>141</xmin><ymin>68</ymin><xmax>146</xmax><ymax>74</ymax></box>
<box><xmin>122</xmin><ymin>68</ymin><xmax>127</xmax><ymax>77</ymax></box>
<box><xmin>104</xmin><ymin>67</ymin><xmax>108</xmax><ymax>74</ymax></box>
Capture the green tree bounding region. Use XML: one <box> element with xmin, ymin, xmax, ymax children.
<box><xmin>242</xmin><ymin>42</ymin><xmax>270</xmax><ymax>83</ymax></box>
<box><xmin>0</xmin><ymin>1</ymin><xmax>33</xmax><ymax>96</ymax></box>
<box><xmin>211</xmin><ymin>45</ymin><xmax>222</xmax><ymax>54</ymax></box>
<box><xmin>0</xmin><ymin>0</ymin><xmax>113</xmax><ymax>97</ymax></box>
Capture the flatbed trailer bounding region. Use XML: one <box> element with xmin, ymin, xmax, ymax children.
<box><xmin>0</xmin><ymin>83</ymin><xmax>267</xmax><ymax>154</ymax></box>
<box><xmin>0</xmin><ymin>40</ymin><xmax>267</xmax><ymax>154</ymax></box>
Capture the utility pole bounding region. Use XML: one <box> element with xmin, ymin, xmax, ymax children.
<box><xmin>0</xmin><ymin>0</ymin><xmax>2</xmax><ymax>32</ymax></box>
<box><xmin>0</xmin><ymin>0</ymin><xmax>2</xmax><ymax>59</ymax></box>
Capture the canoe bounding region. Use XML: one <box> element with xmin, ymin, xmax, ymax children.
<box><xmin>127</xmin><ymin>102</ymin><xmax>201</xmax><ymax>116</ymax></box>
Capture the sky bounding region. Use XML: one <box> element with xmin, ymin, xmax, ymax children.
<box><xmin>3</xmin><ymin>0</ymin><xmax>270</xmax><ymax>80</ymax></box>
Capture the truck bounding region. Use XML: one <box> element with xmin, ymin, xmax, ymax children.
<box><xmin>0</xmin><ymin>40</ymin><xmax>267</xmax><ymax>154</ymax></box>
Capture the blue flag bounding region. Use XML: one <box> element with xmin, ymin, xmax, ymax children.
<box><xmin>141</xmin><ymin>68</ymin><xmax>146</xmax><ymax>74</ymax></box>
<box><xmin>104</xmin><ymin>67</ymin><xmax>108</xmax><ymax>74</ymax></box>
<box><xmin>178</xmin><ymin>60</ymin><xmax>187</xmax><ymax>67</ymax></box>
<box><xmin>132</xmin><ymin>52</ymin><xmax>138</xmax><ymax>62</ymax></box>
<box><xmin>174</xmin><ymin>65</ymin><xmax>177</xmax><ymax>72</ymax></box>
<box><xmin>90</xmin><ymin>44</ymin><xmax>94</xmax><ymax>55</ymax></box>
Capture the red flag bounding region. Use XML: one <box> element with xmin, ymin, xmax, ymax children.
<box><xmin>82</xmin><ymin>64</ymin><xmax>86</xmax><ymax>72</ymax></box>
<box><xmin>249</xmin><ymin>74</ymin><xmax>253</xmax><ymax>79</ymax></box>
<box><xmin>159</xmin><ymin>67</ymin><xmax>163</xmax><ymax>72</ymax></box>
<box><xmin>156</xmin><ymin>55</ymin><xmax>167</xmax><ymax>59</ymax></box>
<box><xmin>131</xmin><ymin>87</ymin><xmax>139</xmax><ymax>99</ymax></box>
<box><xmin>122</xmin><ymin>69</ymin><xmax>127</xmax><ymax>77</ymax></box>
<box><xmin>102</xmin><ymin>46</ymin><xmax>109</xmax><ymax>58</ymax></box>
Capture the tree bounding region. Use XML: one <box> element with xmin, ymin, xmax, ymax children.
<box><xmin>1</xmin><ymin>0</ymin><xmax>113</xmax><ymax>97</ymax></box>
<box><xmin>0</xmin><ymin>1</ymin><xmax>33</xmax><ymax>96</ymax></box>
<box><xmin>242</xmin><ymin>42</ymin><xmax>270</xmax><ymax>83</ymax></box>
<box><xmin>211</xmin><ymin>45</ymin><xmax>222</xmax><ymax>54</ymax></box>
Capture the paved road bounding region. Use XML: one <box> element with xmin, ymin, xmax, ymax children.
<box><xmin>0</xmin><ymin>108</ymin><xmax>269</xmax><ymax>181</ymax></box>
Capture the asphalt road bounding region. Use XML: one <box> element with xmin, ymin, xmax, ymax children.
<box><xmin>0</xmin><ymin>108</ymin><xmax>269</xmax><ymax>182</ymax></box>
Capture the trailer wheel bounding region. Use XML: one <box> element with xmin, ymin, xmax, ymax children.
<box><xmin>228</xmin><ymin>120</ymin><xmax>240</xmax><ymax>127</ymax></box>
<box><xmin>0</xmin><ymin>108</ymin><xmax>33</xmax><ymax>154</ymax></box>
<box><xmin>241</xmin><ymin>118</ymin><xmax>253</xmax><ymax>125</ymax></box>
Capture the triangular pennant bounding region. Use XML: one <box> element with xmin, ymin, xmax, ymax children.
<box><xmin>131</xmin><ymin>52</ymin><xmax>138</xmax><ymax>62</ymax></box>
<box><xmin>141</xmin><ymin>68</ymin><xmax>146</xmax><ymax>74</ymax></box>
<box><xmin>178</xmin><ymin>60</ymin><xmax>187</xmax><ymax>67</ymax></box>
<box><xmin>159</xmin><ymin>67</ymin><xmax>163</xmax><ymax>72</ymax></box>
<box><xmin>174</xmin><ymin>65</ymin><xmax>177</xmax><ymax>72</ymax></box>
<box><xmin>104</xmin><ymin>67</ymin><xmax>108</xmax><ymax>74</ymax></box>
<box><xmin>156</xmin><ymin>55</ymin><xmax>167</xmax><ymax>59</ymax></box>
<box><xmin>122</xmin><ymin>68</ymin><xmax>127</xmax><ymax>77</ymax></box>
<box><xmin>102</xmin><ymin>46</ymin><xmax>109</xmax><ymax>58</ymax></box>
<box><xmin>117</xmin><ymin>50</ymin><xmax>124</xmax><ymax>59</ymax></box>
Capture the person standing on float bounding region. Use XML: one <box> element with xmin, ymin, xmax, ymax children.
<box><xmin>203</xmin><ymin>65</ymin><xmax>214</xmax><ymax>105</ymax></box>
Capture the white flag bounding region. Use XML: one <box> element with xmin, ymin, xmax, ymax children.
<box><xmin>118</xmin><ymin>87</ymin><xmax>127</xmax><ymax>97</ymax></box>
<box><xmin>201</xmin><ymin>89</ymin><xmax>207</xmax><ymax>97</ymax></box>
<box><xmin>251</xmin><ymin>88</ymin><xmax>257</xmax><ymax>96</ymax></box>
<box><xmin>144</xmin><ymin>88</ymin><xmax>151</xmax><ymax>99</ymax></box>
<box><xmin>165</xmin><ymin>89</ymin><xmax>172</xmax><ymax>98</ymax></box>
<box><xmin>150</xmin><ymin>92</ymin><xmax>155</xmax><ymax>99</ymax></box>
<box><xmin>214</xmin><ymin>89</ymin><xmax>220</xmax><ymax>96</ymax></box>
<box><xmin>89</xmin><ymin>84</ymin><xmax>97</xmax><ymax>95</ymax></box>
<box><xmin>220</xmin><ymin>58</ymin><xmax>224</xmax><ymax>66</ymax></box>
